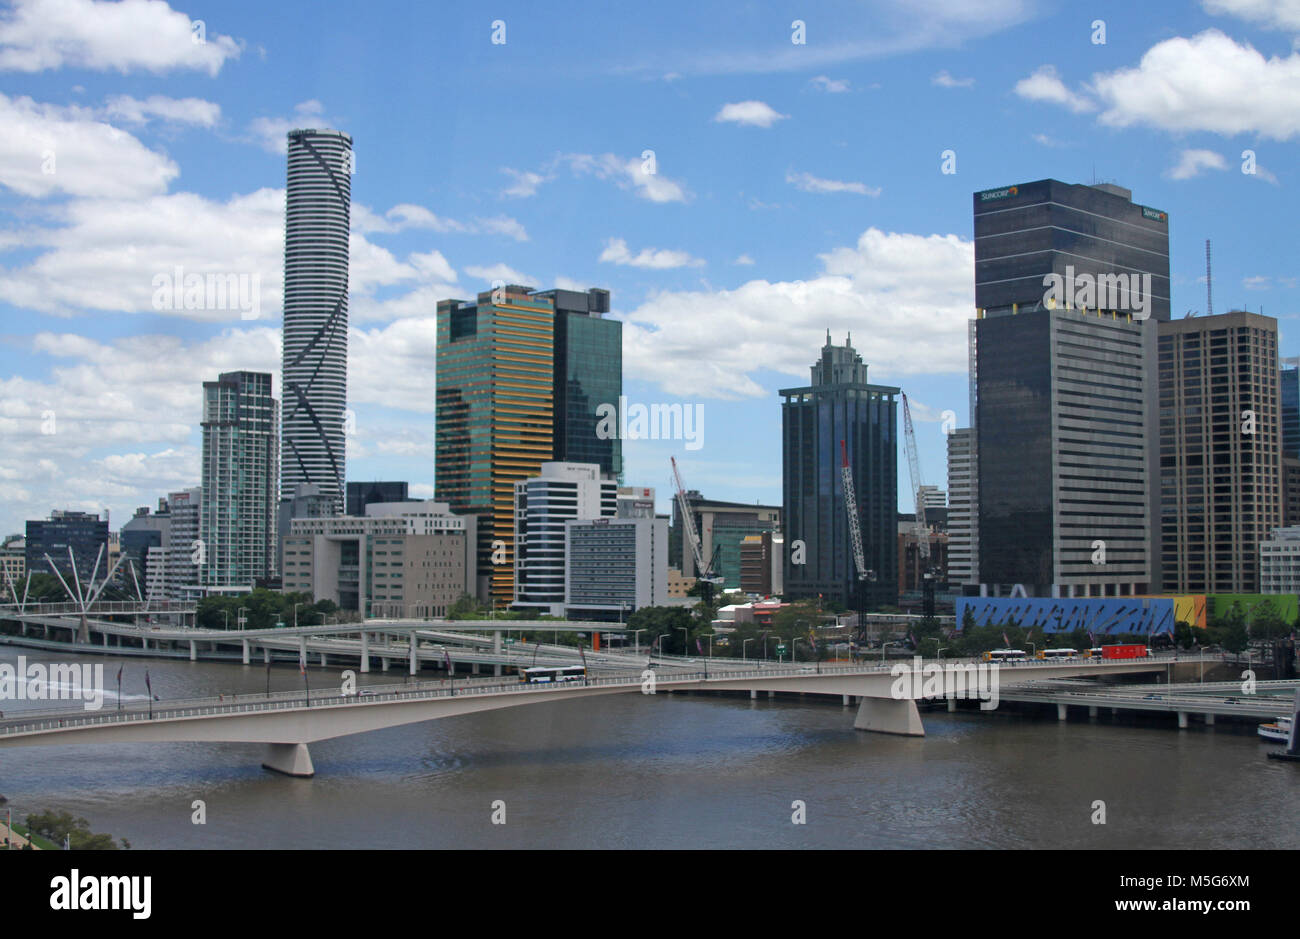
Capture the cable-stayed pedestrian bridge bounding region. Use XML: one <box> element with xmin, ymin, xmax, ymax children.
<box><xmin>0</xmin><ymin>657</ymin><xmax>1175</xmax><ymax>776</ymax></box>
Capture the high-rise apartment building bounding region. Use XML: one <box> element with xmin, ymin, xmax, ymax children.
<box><xmin>512</xmin><ymin>462</ymin><xmax>617</xmax><ymax>616</ymax></box>
<box><xmin>166</xmin><ymin>487</ymin><xmax>201</xmax><ymax>599</ymax></box>
<box><xmin>200</xmin><ymin>371</ymin><xmax>279</xmax><ymax>588</ymax></box>
<box><xmin>781</xmin><ymin>333</ymin><xmax>898</xmax><ymax>610</ymax></box>
<box><xmin>973</xmin><ymin>180</ymin><xmax>1164</xmax><ymax>597</ymax></box>
<box><xmin>1158</xmin><ymin>311</ymin><xmax>1281</xmax><ymax>593</ymax></box>
<box><xmin>281</xmin><ymin>128</ymin><xmax>351</xmax><ymax>515</ymax></box>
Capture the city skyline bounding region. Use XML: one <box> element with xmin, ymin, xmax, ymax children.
<box><xmin>2</xmin><ymin>0</ymin><xmax>1299</xmax><ymax>540</ymax></box>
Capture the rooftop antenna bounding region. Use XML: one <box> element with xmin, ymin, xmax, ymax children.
<box><xmin>1206</xmin><ymin>239</ymin><xmax>1213</xmax><ymax>317</ymax></box>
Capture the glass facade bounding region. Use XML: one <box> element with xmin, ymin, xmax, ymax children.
<box><xmin>553</xmin><ymin>305</ymin><xmax>622</xmax><ymax>479</ymax></box>
<box><xmin>975</xmin><ymin>312</ymin><xmax>1053</xmax><ymax>587</ymax></box>
<box><xmin>975</xmin><ymin>179</ymin><xmax>1171</xmax><ymax>322</ymax></box>
<box><xmin>781</xmin><ymin>336</ymin><xmax>898</xmax><ymax>610</ymax></box>
<box><xmin>436</xmin><ymin>287</ymin><xmax>555</xmax><ymax>603</ymax></box>
<box><xmin>346</xmin><ymin>481</ymin><xmax>409</xmax><ymax>517</ymax></box>
<box><xmin>1282</xmin><ymin>365</ymin><xmax>1299</xmax><ymax>459</ymax></box>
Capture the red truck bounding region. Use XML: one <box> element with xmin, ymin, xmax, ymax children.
<box><xmin>1101</xmin><ymin>643</ymin><xmax>1149</xmax><ymax>659</ymax></box>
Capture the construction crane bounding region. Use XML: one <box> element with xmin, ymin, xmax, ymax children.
<box><xmin>671</xmin><ymin>456</ymin><xmax>724</xmax><ymax>607</ymax></box>
<box><xmin>840</xmin><ymin>439</ymin><xmax>875</xmax><ymax>644</ymax></box>
<box><xmin>901</xmin><ymin>393</ymin><xmax>937</xmax><ymax>618</ymax></box>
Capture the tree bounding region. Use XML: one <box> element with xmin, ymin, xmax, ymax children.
<box><xmin>26</xmin><ymin>810</ymin><xmax>125</xmax><ymax>850</ymax></box>
<box><xmin>626</xmin><ymin>605</ymin><xmax>697</xmax><ymax>655</ymax></box>
<box><xmin>1249</xmin><ymin>599</ymin><xmax>1288</xmax><ymax>641</ymax></box>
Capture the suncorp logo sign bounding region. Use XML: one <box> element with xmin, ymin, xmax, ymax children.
<box><xmin>978</xmin><ymin>185</ymin><xmax>1019</xmax><ymax>202</ymax></box>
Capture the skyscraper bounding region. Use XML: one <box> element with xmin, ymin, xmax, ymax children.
<box><xmin>781</xmin><ymin>333</ymin><xmax>898</xmax><ymax>610</ymax></box>
<box><xmin>532</xmin><ymin>287</ymin><xmax>622</xmax><ymax>479</ymax></box>
<box><xmin>1158</xmin><ymin>311</ymin><xmax>1281</xmax><ymax>593</ymax></box>
<box><xmin>436</xmin><ymin>285</ymin><xmax>555</xmax><ymax>603</ymax></box>
<box><xmin>946</xmin><ymin>427</ymin><xmax>977</xmax><ymax>587</ymax></box>
<box><xmin>1281</xmin><ymin>358</ymin><xmax>1299</xmax><ymax>458</ymax></box>
<box><xmin>973</xmin><ymin>180</ymin><xmax>1164</xmax><ymax>598</ymax></box>
<box><xmin>281</xmin><ymin>128</ymin><xmax>351</xmax><ymax>516</ymax></box>
<box><xmin>200</xmin><ymin>370</ymin><xmax>279</xmax><ymax>588</ymax></box>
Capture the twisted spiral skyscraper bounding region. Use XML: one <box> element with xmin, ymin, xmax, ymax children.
<box><xmin>281</xmin><ymin>128</ymin><xmax>351</xmax><ymax>514</ymax></box>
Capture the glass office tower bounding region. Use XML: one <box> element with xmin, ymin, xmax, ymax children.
<box><xmin>781</xmin><ymin>333</ymin><xmax>898</xmax><ymax>610</ymax></box>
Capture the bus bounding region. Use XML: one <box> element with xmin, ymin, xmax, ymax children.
<box><xmin>982</xmin><ymin>649</ymin><xmax>1028</xmax><ymax>662</ymax></box>
<box><xmin>520</xmin><ymin>665</ymin><xmax>587</xmax><ymax>684</ymax></box>
<box><xmin>1080</xmin><ymin>648</ymin><xmax>1106</xmax><ymax>659</ymax></box>
<box><xmin>1037</xmin><ymin>648</ymin><xmax>1078</xmax><ymax>660</ymax></box>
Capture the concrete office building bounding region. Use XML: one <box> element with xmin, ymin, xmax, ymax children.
<box><xmin>25</xmin><ymin>510</ymin><xmax>109</xmax><ymax>584</ymax></box>
<box><xmin>281</xmin><ymin>128</ymin><xmax>352</xmax><ymax>516</ymax></box>
<box><xmin>120</xmin><ymin>503</ymin><xmax>171</xmax><ymax>599</ymax></box>
<box><xmin>200</xmin><ymin>371</ymin><xmax>279</xmax><ymax>589</ymax></box>
<box><xmin>973</xmin><ymin>180</ymin><xmax>1165</xmax><ymax>597</ymax></box>
<box><xmin>670</xmin><ymin>494</ymin><xmax>782</xmax><ymax>589</ymax></box>
<box><xmin>276</xmin><ymin>483</ymin><xmax>335</xmax><ymax>577</ymax></box>
<box><xmin>282</xmin><ymin>502</ymin><xmax>473</xmax><ymax>618</ymax></box>
<box><xmin>946</xmin><ymin>428</ymin><xmax>977</xmax><ymax>587</ymax></box>
<box><xmin>739</xmin><ymin>531</ymin><xmax>784</xmax><ymax>596</ymax></box>
<box><xmin>1</xmin><ymin>536</ymin><xmax>25</xmax><ymax>587</ymax></box>
<box><xmin>1260</xmin><ymin>526</ymin><xmax>1300</xmax><ymax>594</ymax></box>
<box><xmin>781</xmin><ymin>333</ymin><xmax>898</xmax><ymax>610</ymax></box>
<box><xmin>1158</xmin><ymin>311</ymin><xmax>1281</xmax><ymax>593</ymax></box>
<box><xmin>512</xmin><ymin>462</ymin><xmax>617</xmax><ymax>617</ymax></box>
<box><xmin>565</xmin><ymin>516</ymin><xmax>667</xmax><ymax>620</ymax></box>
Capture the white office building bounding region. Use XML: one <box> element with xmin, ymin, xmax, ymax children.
<box><xmin>565</xmin><ymin>516</ymin><xmax>668</xmax><ymax>619</ymax></box>
<box><xmin>1260</xmin><ymin>526</ymin><xmax>1300</xmax><ymax>594</ymax></box>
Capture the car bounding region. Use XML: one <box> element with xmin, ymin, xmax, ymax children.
<box><xmin>1143</xmin><ymin>693</ymin><xmax>1162</xmax><ymax>700</ymax></box>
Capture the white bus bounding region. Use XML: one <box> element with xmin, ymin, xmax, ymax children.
<box><xmin>520</xmin><ymin>665</ymin><xmax>586</xmax><ymax>684</ymax></box>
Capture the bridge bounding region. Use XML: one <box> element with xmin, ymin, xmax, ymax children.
<box><xmin>997</xmin><ymin>678</ymin><xmax>1299</xmax><ymax>726</ymax></box>
<box><xmin>0</xmin><ymin>656</ymin><xmax>1175</xmax><ymax>776</ymax></box>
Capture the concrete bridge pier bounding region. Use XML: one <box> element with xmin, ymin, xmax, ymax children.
<box><xmin>189</xmin><ymin>641</ymin><xmax>197</xmax><ymax>662</ymax></box>
<box><xmin>842</xmin><ymin>694</ymin><xmax>851</xmax><ymax>706</ymax></box>
<box><xmin>360</xmin><ymin>632</ymin><xmax>370</xmax><ymax>673</ymax></box>
<box><xmin>381</xmin><ymin>655</ymin><xmax>389</xmax><ymax>671</ymax></box>
<box><xmin>263</xmin><ymin>647</ymin><xmax>270</xmax><ymax>665</ymax></box>
<box><xmin>494</xmin><ymin>664</ymin><xmax>502</xmax><ymax>677</ymax></box>
<box><xmin>241</xmin><ymin>640</ymin><xmax>250</xmax><ymax>665</ymax></box>
<box><xmin>472</xmin><ymin>663</ymin><xmax>480</xmax><ymax>676</ymax></box>
<box><xmin>298</xmin><ymin>637</ymin><xmax>307</xmax><ymax>669</ymax></box>
<box><xmin>767</xmin><ymin>690</ymin><xmax>774</xmax><ymax>699</ymax></box>
<box><xmin>854</xmin><ymin>696</ymin><xmax>925</xmax><ymax>736</ymax></box>
<box><xmin>409</xmin><ymin>639</ymin><xmax>417</xmax><ymax>676</ymax></box>
<box><xmin>1177</xmin><ymin>711</ymin><xmax>1189</xmax><ymax>729</ymax></box>
<box><xmin>1057</xmin><ymin>704</ymin><xmax>1068</xmax><ymax>721</ymax></box>
<box><xmin>947</xmin><ymin>697</ymin><xmax>957</xmax><ymax>712</ymax></box>
<box><xmin>320</xmin><ymin>652</ymin><xmax>327</xmax><ymax>667</ymax></box>
<box><xmin>142</xmin><ymin>637</ymin><xmax>148</xmax><ymax>651</ymax></box>
<box><xmin>750</xmin><ymin>690</ymin><xmax>758</xmax><ymax>700</ymax></box>
<box><xmin>262</xmin><ymin>743</ymin><xmax>314</xmax><ymax>778</ymax></box>
<box><xmin>1205</xmin><ymin>713</ymin><xmax>1215</xmax><ymax>725</ymax></box>
<box><xmin>103</xmin><ymin>632</ymin><xmax>109</xmax><ymax>648</ymax></box>
<box><xmin>1088</xmin><ymin>706</ymin><xmax>1098</xmax><ymax>718</ymax></box>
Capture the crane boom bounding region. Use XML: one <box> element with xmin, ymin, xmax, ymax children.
<box><xmin>901</xmin><ymin>393</ymin><xmax>930</xmax><ymax>561</ymax></box>
<box><xmin>671</xmin><ymin>456</ymin><xmax>715</xmax><ymax>582</ymax></box>
<box><xmin>840</xmin><ymin>439</ymin><xmax>868</xmax><ymax>581</ymax></box>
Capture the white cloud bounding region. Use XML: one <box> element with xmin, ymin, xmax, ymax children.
<box><xmin>734</xmin><ymin>254</ymin><xmax>755</xmax><ymax>265</ymax></box>
<box><xmin>103</xmin><ymin>94</ymin><xmax>220</xmax><ymax>126</ymax></box>
<box><xmin>559</xmin><ymin>152</ymin><xmax>690</xmax><ymax>203</ymax></box>
<box><xmin>713</xmin><ymin>100</ymin><xmax>789</xmax><ymax>128</ymax></box>
<box><xmin>0</xmin><ymin>92</ymin><xmax>178</xmax><ymax>198</ymax></box>
<box><xmin>1166</xmin><ymin>148</ymin><xmax>1229</xmax><ymax>179</ymax></box>
<box><xmin>599</xmin><ymin>238</ymin><xmax>705</xmax><ymax>270</ymax></box>
<box><xmin>351</xmin><ymin>202</ymin><xmax>528</xmax><ymax>241</ymax></box>
<box><xmin>0</xmin><ymin>0</ymin><xmax>241</xmax><ymax>75</ymax></box>
<box><xmin>1203</xmin><ymin>0</ymin><xmax>1300</xmax><ymax>30</ymax></box>
<box><xmin>1244</xmin><ymin>274</ymin><xmax>1271</xmax><ymax>289</ymax></box>
<box><xmin>1031</xmin><ymin>132</ymin><xmax>1067</xmax><ymax>147</ymax></box>
<box><xmin>621</xmin><ymin>228</ymin><xmax>974</xmax><ymax>399</ymax></box>
<box><xmin>932</xmin><ymin>69</ymin><xmax>975</xmax><ymax>88</ymax></box>
<box><xmin>1014</xmin><ymin>65</ymin><xmax>1096</xmax><ymax>113</ymax></box>
<box><xmin>500</xmin><ymin>167</ymin><xmax>545</xmax><ymax>198</ymax></box>
<box><xmin>810</xmin><ymin>75</ymin><xmax>850</xmax><ymax>93</ymax></box>
<box><xmin>464</xmin><ymin>263</ymin><xmax>534</xmax><ymax>285</ymax></box>
<box><xmin>1091</xmin><ymin>30</ymin><xmax>1300</xmax><ymax>139</ymax></box>
<box><xmin>247</xmin><ymin>100</ymin><xmax>331</xmax><ymax>154</ymax></box>
<box><xmin>786</xmin><ymin>171</ymin><xmax>880</xmax><ymax>196</ymax></box>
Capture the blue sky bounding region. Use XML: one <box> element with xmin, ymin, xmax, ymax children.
<box><xmin>1</xmin><ymin>0</ymin><xmax>1298</xmax><ymax>536</ymax></box>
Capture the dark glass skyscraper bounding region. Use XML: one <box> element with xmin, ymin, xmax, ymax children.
<box><xmin>781</xmin><ymin>334</ymin><xmax>898</xmax><ymax>610</ymax></box>
<box><xmin>533</xmin><ymin>288</ymin><xmax>622</xmax><ymax>480</ymax></box>
<box><xmin>346</xmin><ymin>481</ymin><xmax>409</xmax><ymax>517</ymax></box>
<box><xmin>973</xmin><ymin>180</ymin><xmax>1163</xmax><ymax>597</ymax></box>
<box><xmin>975</xmin><ymin>179</ymin><xmax>1170</xmax><ymax>321</ymax></box>
<box><xmin>1281</xmin><ymin>361</ymin><xmax>1299</xmax><ymax>458</ymax></box>
<box><xmin>281</xmin><ymin>128</ymin><xmax>351</xmax><ymax>515</ymax></box>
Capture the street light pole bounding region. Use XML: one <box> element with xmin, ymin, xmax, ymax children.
<box><xmin>656</xmin><ymin>634</ymin><xmax>669</xmax><ymax>659</ymax></box>
<box><xmin>634</xmin><ymin>629</ymin><xmax>644</xmax><ymax>654</ymax></box>
<box><xmin>743</xmin><ymin>638</ymin><xmax>753</xmax><ymax>661</ymax></box>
